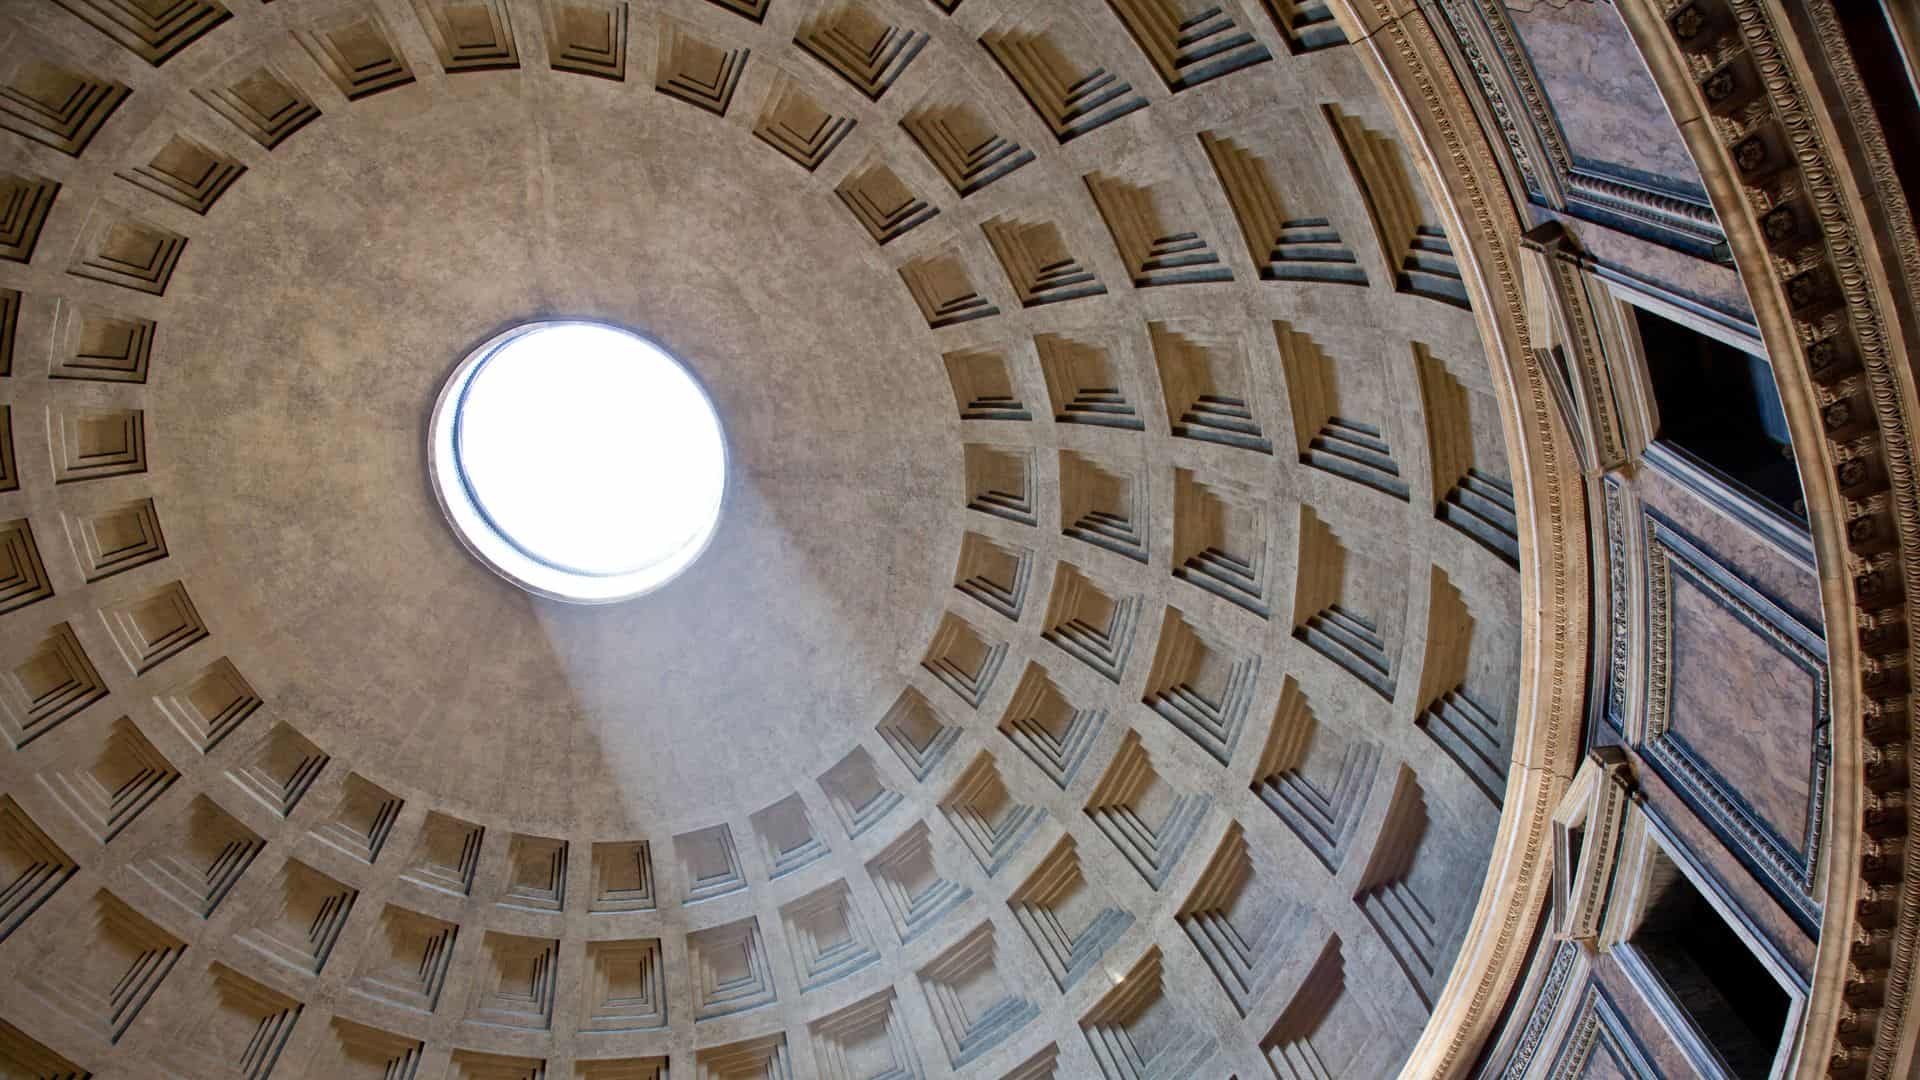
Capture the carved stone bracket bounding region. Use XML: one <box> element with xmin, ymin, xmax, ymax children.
<box><xmin>1551</xmin><ymin>746</ymin><xmax>1637</xmax><ymax>946</ymax></box>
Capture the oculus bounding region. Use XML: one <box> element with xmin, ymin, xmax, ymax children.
<box><xmin>429</xmin><ymin>320</ymin><xmax>727</xmax><ymax>602</ymax></box>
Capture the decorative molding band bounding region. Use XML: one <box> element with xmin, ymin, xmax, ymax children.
<box><xmin>1319</xmin><ymin>1</ymin><xmax>1592</xmax><ymax>1076</ymax></box>
<box><xmin>1423</xmin><ymin>0</ymin><xmax>1727</xmax><ymax>260</ymax></box>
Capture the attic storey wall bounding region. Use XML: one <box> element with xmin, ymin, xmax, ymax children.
<box><xmin>0</xmin><ymin>0</ymin><xmax>1529</xmax><ymax>1077</ymax></box>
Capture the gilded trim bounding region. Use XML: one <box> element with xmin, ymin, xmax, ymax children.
<box><xmin>1639</xmin><ymin>509</ymin><xmax>1831</xmax><ymax>931</ymax></box>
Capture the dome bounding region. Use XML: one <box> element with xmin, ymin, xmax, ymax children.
<box><xmin>0</xmin><ymin>0</ymin><xmax>1914</xmax><ymax>1077</ymax></box>
<box><xmin>430</xmin><ymin>320</ymin><xmax>730</xmax><ymax>601</ymax></box>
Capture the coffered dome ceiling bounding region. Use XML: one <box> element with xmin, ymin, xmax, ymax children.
<box><xmin>1</xmin><ymin>0</ymin><xmax>1915</xmax><ymax>1077</ymax></box>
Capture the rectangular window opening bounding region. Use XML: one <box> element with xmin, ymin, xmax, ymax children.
<box><xmin>1636</xmin><ymin>305</ymin><xmax>1806</xmax><ymax>528</ymax></box>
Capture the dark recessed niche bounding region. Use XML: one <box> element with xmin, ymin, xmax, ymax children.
<box><xmin>1637</xmin><ymin>305</ymin><xmax>1806</xmax><ymax>526</ymax></box>
<box><xmin>1629</xmin><ymin>847</ymin><xmax>1790</xmax><ymax>1080</ymax></box>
